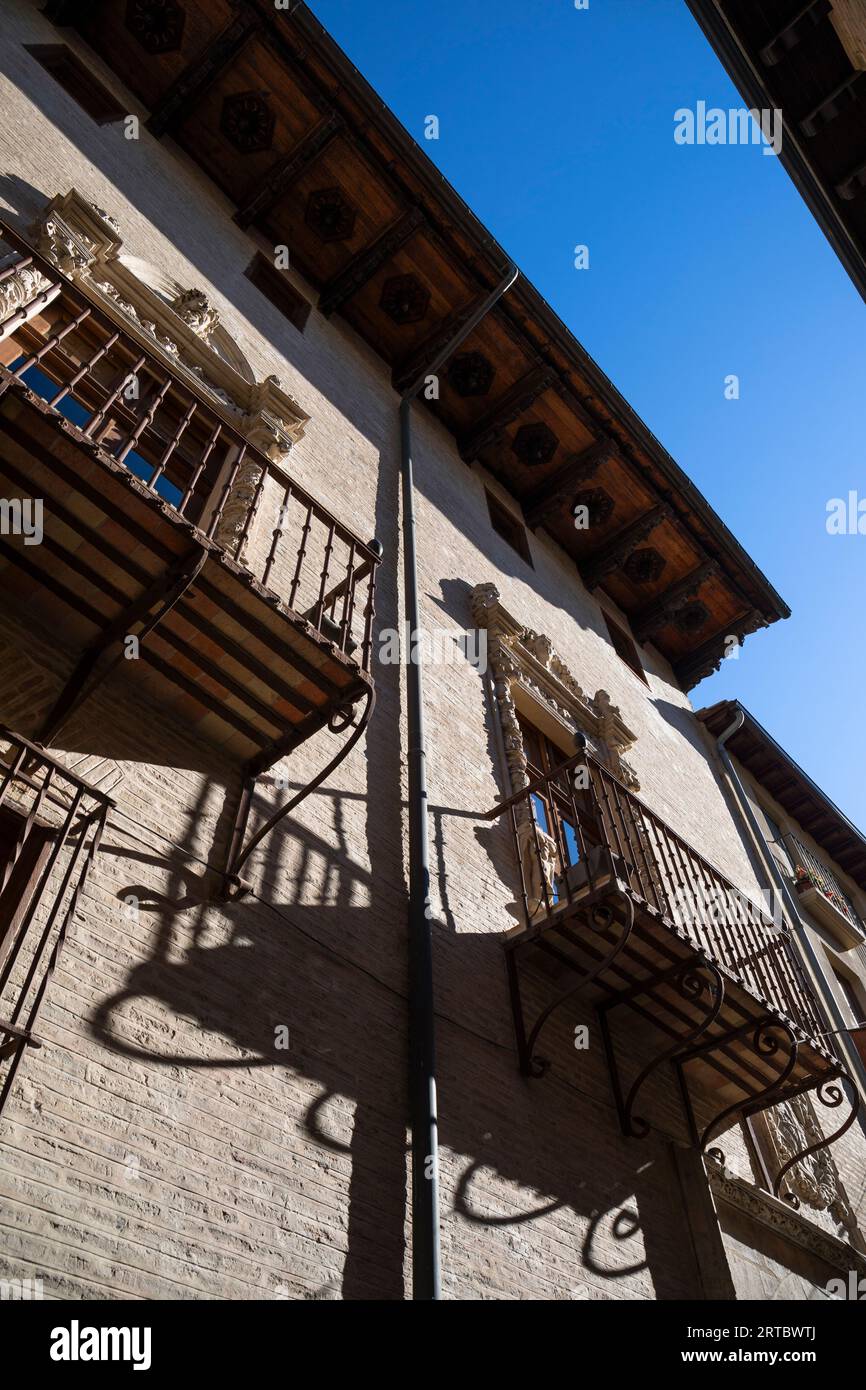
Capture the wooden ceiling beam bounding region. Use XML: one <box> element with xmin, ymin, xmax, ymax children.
<box><xmin>192</xmin><ymin>575</ymin><xmax>344</xmax><ymax>699</ymax></box>
<box><xmin>0</xmin><ymin>410</ymin><xmax>176</xmax><ymax>566</ymax></box>
<box><xmin>391</xmin><ymin>289</ymin><xmax>493</xmax><ymax>394</ymax></box>
<box><xmin>581</xmin><ymin>503</ymin><xmax>672</xmax><ymax>591</ymax></box>
<box><xmin>318</xmin><ymin>205</ymin><xmax>426</xmax><ymax>318</ymax></box>
<box><xmin>142</xmin><ymin>647</ymin><xmax>269</xmax><ymax>747</ymax></box>
<box><xmin>235</xmin><ymin>112</ymin><xmax>344</xmax><ymax>229</ymax></box>
<box><xmin>250</xmin><ymin>6</ymin><xmax>510</xmax><ymax>289</ymax></box>
<box><xmin>457</xmin><ymin>363</ymin><xmax>558</xmax><ymax>461</ymax></box>
<box><xmin>764</xmin><ymin>772</ymin><xmax>799</xmax><ymax>793</ymax></box>
<box><xmin>522</xmin><ymin>436</ymin><xmax>619</xmax><ymax>528</ymax></box>
<box><xmin>632</xmin><ymin>560</ymin><xmax>719</xmax><ymax>643</ymax></box>
<box><xmin>150</xmin><ymin>625</ymin><xmax>285</xmax><ymax>734</ymax></box>
<box><xmin>147</xmin><ymin>7</ymin><xmax>262</xmax><ymax>138</ymax></box>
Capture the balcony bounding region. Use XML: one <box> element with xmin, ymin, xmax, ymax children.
<box><xmin>0</xmin><ymin>726</ymin><xmax>112</xmax><ymax>1115</ymax></box>
<box><xmin>487</xmin><ymin>745</ymin><xmax>860</xmax><ymax>1195</ymax></box>
<box><xmin>0</xmin><ymin>221</ymin><xmax>380</xmax><ymax>884</ymax></box>
<box><xmin>786</xmin><ymin>833</ymin><xmax>866</xmax><ymax>949</ymax></box>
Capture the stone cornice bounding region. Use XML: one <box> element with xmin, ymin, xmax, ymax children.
<box><xmin>706</xmin><ymin>1152</ymin><xmax>866</xmax><ymax>1279</ymax></box>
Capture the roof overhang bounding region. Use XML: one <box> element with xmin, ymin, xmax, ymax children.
<box><xmin>685</xmin><ymin>0</ymin><xmax>866</xmax><ymax>305</ymax></box>
<box><xmin>50</xmin><ymin>0</ymin><xmax>791</xmax><ymax>685</ymax></box>
<box><xmin>697</xmin><ymin>699</ymin><xmax>866</xmax><ymax>890</ymax></box>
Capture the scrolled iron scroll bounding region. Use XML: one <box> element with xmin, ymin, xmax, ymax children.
<box><xmin>700</xmin><ymin>1017</ymin><xmax>799</xmax><ymax>1154</ymax></box>
<box><xmin>772</xmin><ymin>1071</ymin><xmax>861</xmax><ymax>1208</ymax></box>
<box><xmin>525</xmin><ymin>888</ymin><xmax>635</xmax><ymax>1078</ymax></box>
<box><xmin>623</xmin><ymin>957</ymin><xmax>725</xmax><ymax>1139</ymax></box>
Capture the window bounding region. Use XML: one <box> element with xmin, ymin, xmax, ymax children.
<box><xmin>10</xmin><ymin>359</ymin><xmax>184</xmax><ymax>508</ymax></box>
<box><xmin>485</xmin><ymin>490</ymin><xmax>532</xmax><ymax>566</ymax></box>
<box><xmin>832</xmin><ymin>967</ymin><xmax>866</xmax><ymax>1067</ymax></box>
<box><xmin>518</xmin><ymin>713</ymin><xmax>586</xmax><ymax>883</ymax></box>
<box><xmin>761</xmin><ymin>809</ymin><xmax>795</xmax><ymax>874</ymax></box>
<box><xmin>245</xmin><ymin>253</ymin><xmax>311</xmax><ymax>334</ymax></box>
<box><xmin>602</xmin><ymin>610</ymin><xmax>647</xmax><ymax>685</ymax></box>
<box><xmin>832</xmin><ymin>966</ymin><xmax>865</xmax><ymax>1027</ymax></box>
<box><xmin>25</xmin><ymin>46</ymin><xmax>126</xmax><ymax>125</ymax></box>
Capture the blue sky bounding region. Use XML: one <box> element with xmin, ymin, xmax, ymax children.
<box><xmin>311</xmin><ymin>0</ymin><xmax>866</xmax><ymax>830</ymax></box>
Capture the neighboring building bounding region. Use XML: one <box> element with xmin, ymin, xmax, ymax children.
<box><xmin>0</xmin><ymin>0</ymin><xmax>863</xmax><ymax>1301</ymax></box>
<box><xmin>686</xmin><ymin>0</ymin><xmax>866</xmax><ymax>303</ymax></box>
<box><xmin>698</xmin><ymin>701</ymin><xmax>866</xmax><ymax>1089</ymax></box>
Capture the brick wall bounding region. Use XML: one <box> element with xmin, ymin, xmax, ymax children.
<box><xmin>0</xmin><ymin>0</ymin><xmax>863</xmax><ymax>1300</ymax></box>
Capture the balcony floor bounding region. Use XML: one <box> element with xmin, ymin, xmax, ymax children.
<box><xmin>507</xmin><ymin>879</ymin><xmax>841</xmax><ymax>1131</ymax></box>
<box><xmin>0</xmin><ymin>380</ymin><xmax>370</xmax><ymax>763</ymax></box>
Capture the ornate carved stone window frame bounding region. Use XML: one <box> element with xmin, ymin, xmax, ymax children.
<box><xmin>706</xmin><ymin>1150</ymin><xmax>866</xmax><ymax>1276</ymax></box>
<box><xmin>471</xmin><ymin>582</ymin><xmax>640</xmax><ymax>920</ymax></box>
<box><xmin>26</xmin><ymin>189</ymin><xmax>309</xmax><ymax>464</ymax></box>
<box><xmin>471</xmin><ymin>582</ymin><xmax>639</xmax><ymax>797</ymax></box>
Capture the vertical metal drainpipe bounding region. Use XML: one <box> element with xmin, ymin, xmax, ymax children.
<box><xmin>400</xmin><ymin>262</ymin><xmax>518</xmax><ymax>1300</ymax></box>
<box><xmin>714</xmin><ymin>706</ymin><xmax>866</xmax><ymax>1107</ymax></box>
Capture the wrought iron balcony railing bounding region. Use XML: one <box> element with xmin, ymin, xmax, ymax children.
<box><xmin>491</xmin><ymin>747</ymin><xmax>828</xmax><ymax>1044</ymax></box>
<box><xmin>0</xmin><ymin>727</ymin><xmax>111</xmax><ymax>1115</ymax></box>
<box><xmin>0</xmin><ymin>225</ymin><xmax>379</xmax><ymax>673</ymax></box>
<box><xmin>785</xmin><ymin>832</ymin><xmax>865</xmax><ymax>941</ymax></box>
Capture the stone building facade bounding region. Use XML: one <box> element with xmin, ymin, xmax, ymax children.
<box><xmin>0</xmin><ymin>0</ymin><xmax>864</xmax><ymax>1301</ymax></box>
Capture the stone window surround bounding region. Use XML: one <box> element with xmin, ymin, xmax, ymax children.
<box><xmin>470</xmin><ymin>581</ymin><xmax>640</xmax><ymax>800</ymax></box>
<box><xmin>706</xmin><ymin>1150</ymin><xmax>866</xmax><ymax>1278</ymax></box>
<box><xmin>16</xmin><ymin>187</ymin><xmax>310</xmax><ymax>468</ymax></box>
<box><xmin>1</xmin><ymin>188</ymin><xmax>317</xmax><ymax>560</ymax></box>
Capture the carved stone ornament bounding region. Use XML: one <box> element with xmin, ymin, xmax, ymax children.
<box><xmin>516</xmin><ymin>816</ymin><xmax>558</xmax><ymax>919</ymax></box>
<box><xmin>170</xmin><ymin>287</ymin><xmax>220</xmax><ymax>340</ymax></box>
<box><xmin>706</xmin><ymin>1149</ymin><xmax>866</xmax><ymax>1274</ymax></box>
<box><xmin>471</xmin><ymin>582</ymin><xmax>640</xmax><ymax>916</ymax></box>
<box><xmin>28</xmin><ymin>190</ymin><xmax>309</xmax><ymax>469</ymax></box>
<box><xmin>211</xmin><ymin>452</ymin><xmax>264</xmax><ymax>556</ymax></box>
<box><xmin>0</xmin><ymin>262</ymin><xmax>53</xmax><ymax>322</ymax></box>
<box><xmin>750</xmin><ymin>1096</ymin><xmax>862</xmax><ymax>1248</ymax></box>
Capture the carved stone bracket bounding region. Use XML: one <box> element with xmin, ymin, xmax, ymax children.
<box><xmin>471</xmin><ymin>581</ymin><xmax>640</xmax><ymax>796</ymax></box>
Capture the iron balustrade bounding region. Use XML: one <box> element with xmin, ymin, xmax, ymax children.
<box><xmin>0</xmin><ymin>227</ymin><xmax>380</xmax><ymax>672</ymax></box>
<box><xmin>488</xmin><ymin>747</ymin><xmax>828</xmax><ymax>1043</ymax></box>
<box><xmin>784</xmin><ymin>831</ymin><xmax>865</xmax><ymax>938</ymax></box>
<box><xmin>0</xmin><ymin>727</ymin><xmax>112</xmax><ymax>1115</ymax></box>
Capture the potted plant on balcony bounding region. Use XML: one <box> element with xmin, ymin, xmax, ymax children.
<box><xmin>792</xmin><ymin>865</ymin><xmax>865</xmax><ymax>949</ymax></box>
